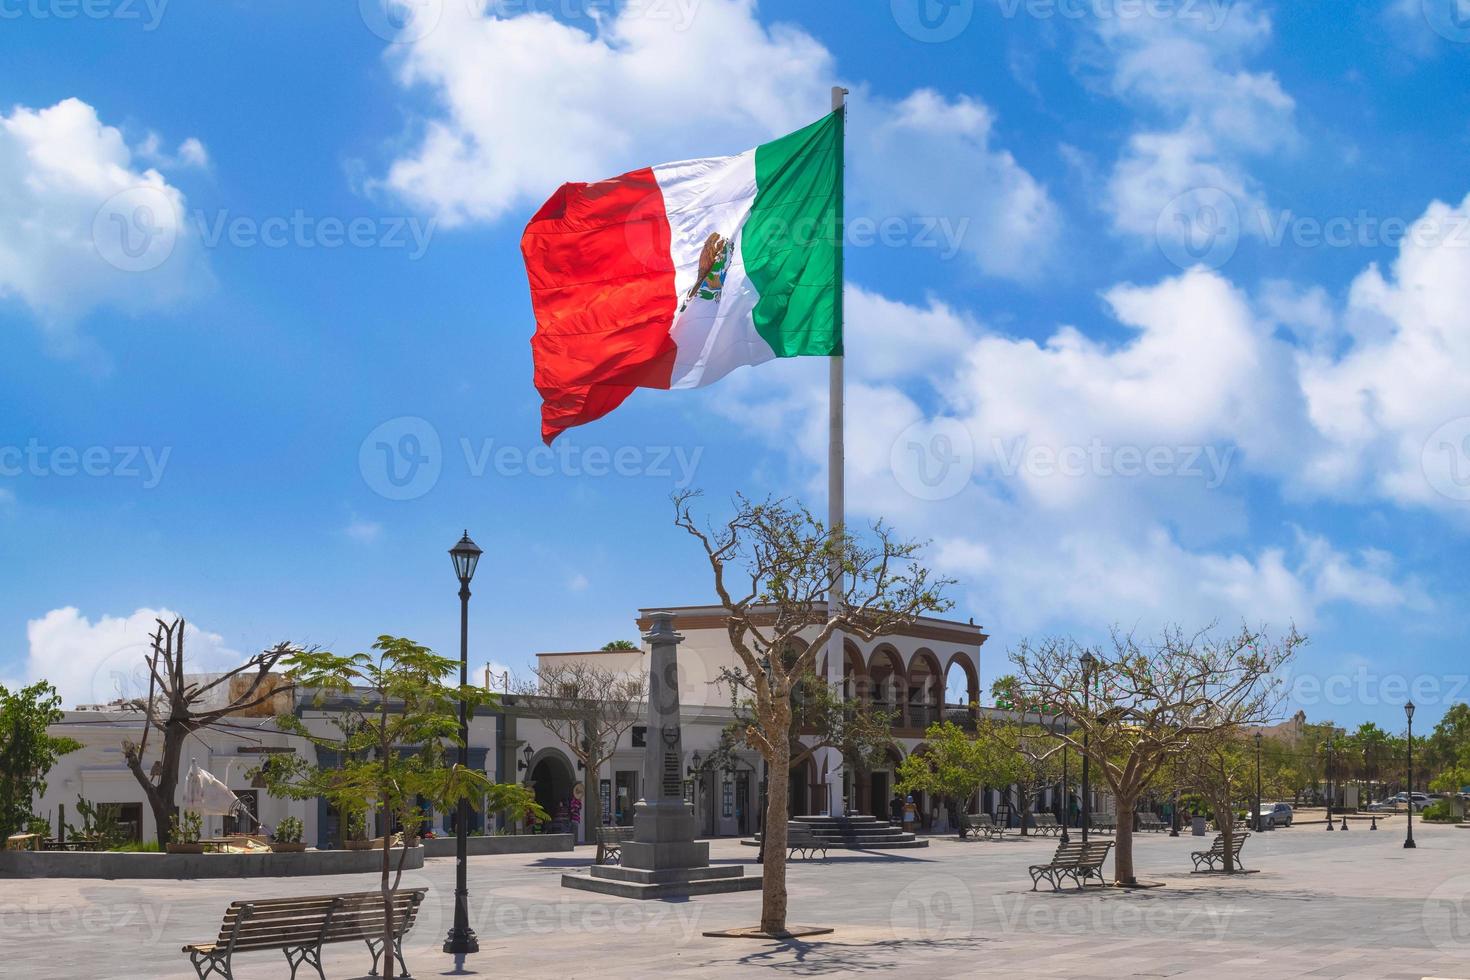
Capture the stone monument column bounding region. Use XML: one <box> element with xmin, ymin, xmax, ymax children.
<box><xmin>620</xmin><ymin>611</ymin><xmax>705</xmax><ymax>870</ymax></box>
<box><xmin>563</xmin><ymin>611</ymin><xmax>760</xmax><ymax>899</ymax></box>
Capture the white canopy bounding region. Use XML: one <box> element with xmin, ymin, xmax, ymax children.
<box><xmin>183</xmin><ymin>760</ymin><xmax>245</xmax><ymax>817</ymax></box>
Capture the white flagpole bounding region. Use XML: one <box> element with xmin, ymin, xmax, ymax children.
<box><xmin>824</xmin><ymin>85</ymin><xmax>848</xmax><ymax>818</ymax></box>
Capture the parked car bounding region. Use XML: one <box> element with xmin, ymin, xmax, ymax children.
<box><xmin>1247</xmin><ymin>802</ymin><xmax>1293</xmax><ymax>828</ymax></box>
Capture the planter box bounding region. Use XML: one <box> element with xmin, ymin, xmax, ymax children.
<box><xmin>269</xmin><ymin>843</ymin><xmax>308</xmax><ymax>853</ymax></box>
<box><xmin>0</xmin><ymin>845</ymin><xmax>424</xmax><ymax>879</ymax></box>
<box><xmin>343</xmin><ymin>840</ymin><xmax>374</xmax><ymax>851</ymax></box>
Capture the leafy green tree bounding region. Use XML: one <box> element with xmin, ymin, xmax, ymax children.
<box><xmin>0</xmin><ymin>680</ymin><xmax>80</xmax><ymax>840</ymax></box>
<box><xmin>896</xmin><ymin>721</ymin><xmax>992</xmax><ymax>838</ymax></box>
<box><xmin>600</xmin><ymin>640</ymin><xmax>638</xmax><ymax>651</ymax></box>
<box><xmin>260</xmin><ymin>636</ymin><xmax>542</xmax><ymax>980</ymax></box>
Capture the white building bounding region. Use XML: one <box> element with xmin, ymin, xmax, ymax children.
<box><xmin>34</xmin><ymin>603</ymin><xmax>990</xmax><ymax>847</ymax></box>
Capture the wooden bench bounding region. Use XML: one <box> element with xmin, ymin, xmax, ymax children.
<box><xmin>1028</xmin><ymin>840</ymin><xmax>1114</xmax><ymax>890</ymax></box>
<box><xmin>1136</xmin><ymin>812</ymin><xmax>1168</xmax><ymax>833</ymax></box>
<box><xmin>1089</xmin><ymin>813</ymin><xmax>1117</xmax><ymax>834</ymax></box>
<box><xmin>181</xmin><ymin>888</ymin><xmax>426</xmax><ymax>980</ymax></box>
<box><xmin>785</xmin><ymin>823</ymin><xmax>828</xmax><ymax>860</ymax></box>
<box><xmin>1192</xmin><ymin>832</ymin><xmax>1249</xmax><ymax>871</ymax></box>
<box><xmin>1028</xmin><ymin>813</ymin><xmax>1064</xmax><ymax>837</ymax></box>
<box><xmin>962</xmin><ymin>812</ymin><xmax>1004</xmax><ymax>840</ymax></box>
<box><xmin>595</xmin><ymin>825</ymin><xmax>635</xmax><ymax>865</ymax></box>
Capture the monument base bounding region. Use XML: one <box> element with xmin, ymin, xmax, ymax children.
<box><xmin>562</xmin><ymin>864</ymin><xmax>762</xmax><ymax>900</ymax></box>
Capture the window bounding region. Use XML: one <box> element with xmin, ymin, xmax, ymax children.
<box><xmin>108</xmin><ymin>803</ymin><xmax>144</xmax><ymax>843</ymax></box>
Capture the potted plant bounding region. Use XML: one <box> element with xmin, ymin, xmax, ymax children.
<box><xmin>270</xmin><ymin>815</ymin><xmax>307</xmax><ymax>852</ymax></box>
<box><xmin>166</xmin><ymin>810</ymin><xmax>205</xmax><ymax>854</ymax></box>
<box><xmin>342</xmin><ymin>809</ymin><xmax>373</xmax><ymax>850</ymax></box>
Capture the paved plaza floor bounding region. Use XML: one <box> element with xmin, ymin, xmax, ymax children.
<box><xmin>6</xmin><ymin>819</ymin><xmax>1470</xmax><ymax>979</ymax></box>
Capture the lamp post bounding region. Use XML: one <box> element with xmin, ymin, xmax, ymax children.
<box><xmin>1405</xmin><ymin>700</ymin><xmax>1417</xmax><ymax>850</ymax></box>
<box><xmin>443</xmin><ymin>531</ymin><xmax>481</xmax><ymax>970</ymax></box>
<box><xmin>1325</xmin><ymin>736</ymin><xmax>1335</xmax><ymax>831</ymax></box>
<box><xmin>519</xmin><ymin>743</ymin><xmax>534</xmax><ymax>783</ymax></box>
<box><xmin>1169</xmin><ymin>789</ymin><xmax>1181</xmax><ymax>837</ymax></box>
<box><xmin>1253</xmin><ymin>731</ymin><xmax>1263</xmax><ymax>832</ymax></box>
<box><xmin>1080</xmin><ymin>651</ymin><xmax>1096</xmax><ymax>844</ymax></box>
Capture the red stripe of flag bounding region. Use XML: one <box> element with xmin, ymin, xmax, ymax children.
<box><xmin>522</xmin><ymin>166</ymin><xmax>678</xmax><ymax>444</ymax></box>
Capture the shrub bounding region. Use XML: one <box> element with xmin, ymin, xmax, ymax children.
<box><xmin>110</xmin><ymin>840</ymin><xmax>162</xmax><ymax>852</ymax></box>
<box><xmin>1422</xmin><ymin>799</ymin><xmax>1455</xmax><ymax>822</ymax></box>
<box><xmin>274</xmin><ymin>815</ymin><xmax>304</xmax><ymax>844</ymax></box>
<box><xmin>170</xmin><ymin>810</ymin><xmax>203</xmax><ymax>844</ymax></box>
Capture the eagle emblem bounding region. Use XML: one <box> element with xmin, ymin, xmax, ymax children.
<box><xmin>679</xmin><ymin>231</ymin><xmax>731</xmax><ymax>312</ymax></box>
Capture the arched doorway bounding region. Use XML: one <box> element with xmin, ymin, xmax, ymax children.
<box><xmin>528</xmin><ymin>752</ymin><xmax>576</xmax><ymax>832</ymax></box>
<box><xmin>866</xmin><ymin>744</ymin><xmax>904</xmax><ymax>821</ymax></box>
<box><xmin>943</xmin><ymin>652</ymin><xmax>980</xmax><ymax>723</ymax></box>
<box><xmin>908</xmin><ymin>650</ymin><xmax>942</xmax><ymax>731</ymax></box>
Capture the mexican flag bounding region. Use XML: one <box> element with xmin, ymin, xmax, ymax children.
<box><xmin>522</xmin><ymin>112</ymin><xmax>843</xmax><ymax>444</ymax></box>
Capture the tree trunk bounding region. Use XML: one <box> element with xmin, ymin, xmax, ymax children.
<box><xmin>1211</xmin><ymin>800</ymin><xmax>1236</xmax><ymax>873</ymax></box>
<box><xmin>760</xmin><ymin>733</ymin><xmax>792</xmax><ymax>935</ymax></box>
<box><xmin>1018</xmin><ymin>794</ymin><xmax>1032</xmax><ymax>836</ymax></box>
<box><xmin>583</xmin><ymin>765</ymin><xmax>601</xmax><ymax>843</ymax></box>
<box><xmin>1113</xmin><ymin>792</ymin><xmax>1138</xmax><ymax>886</ymax></box>
<box><xmin>125</xmin><ymin>721</ymin><xmax>186</xmax><ymax>846</ymax></box>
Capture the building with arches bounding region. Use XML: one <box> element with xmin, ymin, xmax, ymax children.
<box><xmin>506</xmin><ymin>603</ymin><xmax>988</xmax><ymax>842</ymax></box>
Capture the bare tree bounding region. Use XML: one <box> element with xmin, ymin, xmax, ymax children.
<box><xmin>720</xmin><ymin>665</ymin><xmax>899</xmax><ymax>807</ymax></box>
<box><xmin>1009</xmin><ymin>624</ymin><xmax>1301</xmax><ymax>886</ymax></box>
<box><xmin>121</xmin><ymin>618</ymin><xmax>298</xmax><ymax>845</ymax></box>
<box><xmin>675</xmin><ymin>491</ymin><xmax>951</xmax><ymax>935</ymax></box>
<box><xmin>1169</xmin><ymin>730</ymin><xmax>1256</xmax><ymax>872</ymax></box>
<box><xmin>513</xmin><ymin>659</ymin><xmax>648</xmax><ymax>836</ymax></box>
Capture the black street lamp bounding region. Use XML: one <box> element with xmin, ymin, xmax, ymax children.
<box><xmin>1253</xmin><ymin>731</ymin><xmax>1264</xmax><ymax>832</ymax></box>
<box><xmin>519</xmin><ymin>743</ymin><xmax>534</xmax><ymax>782</ymax></box>
<box><xmin>443</xmin><ymin>531</ymin><xmax>481</xmax><ymax>970</ymax></box>
<box><xmin>1325</xmin><ymin>736</ymin><xmax>1335</xmax><ymax>831</ymax></box>
<box><xmin>1080</xmin><ymin>651</ymin><xmax>1096</xmax><ymax>844</ymax></box>
<box><xmin>1405</xmin><ymin>701</ymin><xmax>1417</xmax><ymax>850</ymax></box>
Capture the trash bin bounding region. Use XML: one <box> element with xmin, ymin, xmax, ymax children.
<box><xmin>1191</xmin><ymin>816</ymin><xmax>1208</xmax><ymax>836</ymax></box>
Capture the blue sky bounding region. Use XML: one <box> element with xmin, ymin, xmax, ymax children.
<box><xmin>2</xmin><ymin>0</ymin><xmax>1467</xmax><ymax>732</ymax></box>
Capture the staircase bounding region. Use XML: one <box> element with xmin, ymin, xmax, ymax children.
<box><xmin>742</xmin><ymin>814</ymin><xmax>929</xmax><ymax>850</ymax></box>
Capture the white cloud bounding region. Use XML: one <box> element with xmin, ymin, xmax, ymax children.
<box><xmin>377</xmin><ymin>0</ymin><xmax>1057</xmax><ymax>279</ymax></box>
<box><xmin>136</xmin><ymin>132</ymin><xmax>210</xmax><ymax>170</ymax></box>
<box><xmin>344</xmin><ymin>516</ymin><xmax>384</xmax><ymax>542</ymax></box>
<box><xmin>705</xmin><ymin>233</ymin><xmax>1468</xmax><ymax>636</ymax></box>
<box><xmin>1086</xmin><ymin>2</ymin><xmax>1297</xmax><ymax>240</ymax></box>
<box><xmin>848</xmin><ymin>88</ymin><xmax>1060</xmax><ymax>278</ymax></box>
<box><xmin>25</xmin><ymin>607</ymin><xmax>240</xmax><ymax>710</ymax></box>
<box><xmin>1296</xmin><ymin>192</ymin><xmax>1470</xmax><ymax>510</ymax></box>
<box><xmin>0</xmin><ymin>98</ymin><xmax>208</xmax><ymax>337</ymax></box>
<box><xmin>568</xmin><ymin>572</ymin><xmax>590</xmax><ymax>592</ymax></box>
